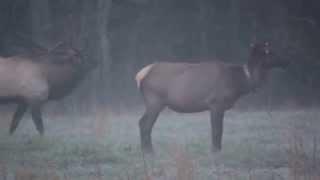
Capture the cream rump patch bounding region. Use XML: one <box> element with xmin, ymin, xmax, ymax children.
<box><xmin>135</xmin><ymin>64</ymin><xmax>154</xmax><ymax>89</ymax></box>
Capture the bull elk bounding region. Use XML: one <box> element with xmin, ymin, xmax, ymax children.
<box><xmin>136</xmin><ymin>42</ymin><xmax>289</xmax><ymax>153</ymax></box>
<box><xmin>0</xmin><ymin>43</ymin><xmax>97</xmax><ymax>135</ymax></box>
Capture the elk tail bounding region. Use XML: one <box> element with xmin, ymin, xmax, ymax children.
<box><xmin>135</xmin><ymin>64</ymin><xmax>154</xmax><ymax>89</ymax></box>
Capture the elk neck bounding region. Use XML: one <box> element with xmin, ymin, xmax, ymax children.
<box><xmin>243</xmin><ymin>56</ymin><xmax>268</xmax><ymax>92</ymax></box>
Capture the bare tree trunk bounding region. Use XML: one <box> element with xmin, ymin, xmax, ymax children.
<box><xmin>29</xmin><ymin>0</ymin><xmax>51</xmax><ymax>43</ymax></box>
<box><xmin>198</xmin><ymin>0</ymin><xmax>210</xmax><ymax>56</ymax></box>
<box><xmin>228</xmin><ymin>0</ymin><xmax>241</xmax><ymax>60</ymax></box>
<box><xmin>76</xmin><ymin>0</ymin><xmax>113</xmax><ymax>111</ymax></box>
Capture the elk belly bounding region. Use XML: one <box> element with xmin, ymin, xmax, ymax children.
<box><xmin>166</xmin><ymin>78</ymin><xmax>211</xmax><ymax>113</ymax></box>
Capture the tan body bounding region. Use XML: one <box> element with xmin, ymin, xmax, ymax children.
<box><xmin>138</xmin><ymin>62</ymin><xmax>250</xmax><ymax>113</ymax></box>
<box><xmin>136</xmin><ymin>42</ymin><xmax>289</xmax><ymax>153</ymax></box>
<box><xmin>1</xmin><ymin>58</ymin><xmax>51</xmax><ymax>99</ymax></box>
<box><xmin>0</xmin><ymin>47</ymin><xmax>96</xmax><ymax>135</ymax></box>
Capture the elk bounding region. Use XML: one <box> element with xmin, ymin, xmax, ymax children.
<box><xmin>136</xmin><ymin>42</ymin><xmax>289</xmax><ymax>153</ymax></box>
<box><xmin>0</xmin><ymin>42</ymin><xmax>97</xmax><ymax>135</ymax></box>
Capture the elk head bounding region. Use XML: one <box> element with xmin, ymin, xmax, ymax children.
<box><xmin>48</xmin><ymin>41</ymin><xmax>98</xmax><ymax>71</ymax></box>
<box><xmin>249</xmin><ymin>41</ymin><xmax>289</xmax><ymax>69</ymax></box>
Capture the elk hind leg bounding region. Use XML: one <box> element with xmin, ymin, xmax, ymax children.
<box><xmin>139</xmin><ymin>102</ymin><xmax>164</xmax><ymax>154</ymax></box>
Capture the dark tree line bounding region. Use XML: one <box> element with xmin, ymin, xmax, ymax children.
<box><xmin>0</xmin><ymin>0</ymin><xmax>319</xmax><ymax>111</ymax></box>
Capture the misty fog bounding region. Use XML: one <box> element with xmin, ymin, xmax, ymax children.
<box><xmin>0</xmin><ymin>0</ymin><xmax>319</xmax><ymax>179</ymax></box>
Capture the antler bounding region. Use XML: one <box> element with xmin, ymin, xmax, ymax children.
<box><xmin>48</xmin><ymin>41</ymin><xmax>65</xmax><ymax>53</ymax></box>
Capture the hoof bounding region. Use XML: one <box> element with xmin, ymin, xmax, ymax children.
<box><xmin>141</xmin><ymin>147</ymin><xmax>155</xmax><ymax>155</ymax></box>
<box><xmin>211</xmin><ymin>146</ymin><xmax>221</xmax><ymax>153</ymax></box>
<box><xmin>9</xmin><ymin>129</ymin><xmax>15</xmax><ymax>136</ymax></box>
<box><xmin>37</xmin><ymin>129</ymin><xmax>44</xmax><ymax>136</ymax></box>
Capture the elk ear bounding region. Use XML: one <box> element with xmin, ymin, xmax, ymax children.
<box><xmin>66</xmin><ymin>49</ymin><xmax>75</xmax><ymax>55</ymax></box>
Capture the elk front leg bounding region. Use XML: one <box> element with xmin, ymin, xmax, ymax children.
<box><xmin>210</xmin><ymin>108</ymin><xmax>225</xmax><ymax>152</ymax></box>
<box><xmin>31</xmin><ymin>105</ymin><xmax>44</xmax><ymax>135</ymax></box>
<box><xmin>9</xmin><ymin>103</ymin><xmax>28</xmax><ymax>135</ymax></box>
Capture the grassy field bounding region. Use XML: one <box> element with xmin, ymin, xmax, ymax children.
<box><xmin>0</xmin><ymin>106</ymin><xmax>319</xmax><ymax>180</ymax></box>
